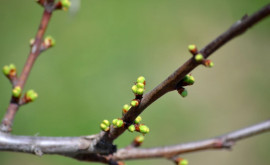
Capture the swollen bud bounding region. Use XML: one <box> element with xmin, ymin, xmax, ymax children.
<box><xmin>44</xmin><ymin>36</ymin><xmax>56</xmax><ymax>47</ymax></box>
<box><xmin>29</xmin><ymin>38</ymin><xmax>35</xmax><ymax>46</ymax></box>
<box><xmin>136</xmin><ymin>82</ymin><xmax>145</xmax><ymax>89</ymax></box>
<box><xmin>132</xmin><ymin>85</ymin><xmax>138</xmax><ymax>94</ymax></box>
<box><xmin>178</xmin><ymin>159</ymin><xmax>189</xmax><ymax>165</ymax></box>
<box><xmin>122</xmin><ymin>104</ymin><xmax>131</xmax><ymax>114</ymax></box>
<box><xmin>26</xmin><ymin>89</ymin><xmax>38</xmax><ymax>101</ymax></box>
<box><xmin>100</xmin><ymin>123</ymin><xmax>109</xmax><ymax>132</ymax></box>
<box><xmin>102</xmin><ymin>120</ymin><xmax>110</xmax><ymax>126</ymax></box>
<box><xmin>116</xmin><ymin>119</ymin><xmax>124</xmax><ymax>128</ymax></box>
<box><xmin>60</xmin><ymin>0</ymin><xmax>71</xmax><ymax>11</ymax></box>
<box><xmin>135</xmin><ymin>135</ymin><xmax>144</xmax><ymax>143</ymax></box>
<box><xmin>178</xmin><ymin>88</ymin><xmax>188</xmax><ymax>98</ymax></box>
<box><xmin>136</xmin><ymin>88</ymin><xmax>144</xmax><ymax>95</ymax></box>
<box><xmin>130</xmin><ymin>99</ymin><xmax>139</xmax><ymax>107</ymax></box>
<box><xmin>128</xmin><ymin>125</ymin><xmax>135</xmax><ymax>132</ymax></box>
<box><xmin>12</xmin><ymin>86</ymin><xmax>22</xmax><ymax>98</ymax></box>
<box><xmin>204</xmin><ymin>59</ymin><xmax>214</xmax><ymax>68</ymax></box>
<box><xmin>188</xmin><ymin>44</ymin><xmax>197</xmax><ymax>55</ymax></box>
<box><xmin>194</xmin><ymin>53</ymin><xmax>204</xmax><ymax>62</ymax></box>
<box><xmin>3</xmin><ymin>64</ymin><xmax>16</xmax><ymax>76</ymax></box>
<box><xmin>112</xmin><ymin>119</ymin><xmax>118</xmax><ymax>126</ymax></box>
<box><xmin>182</xmin><ymin>74</ymin><xmax>195</xmax><ymax>85</ymax></box>
<box><xmin>134</xmin><ymin>116</ymin><xmax>142</xmax><ymax>124</ymax></box>
<box><xmin>137</xmin><ymin>76</ymin><xmax>146</xmax><ymax>84</ymax></box>
<box><xmin>139</xmin><ymin>125</ymin><xmax>150</xmax><ymax>134</ymax></box>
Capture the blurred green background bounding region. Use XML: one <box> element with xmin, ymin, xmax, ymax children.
<box><xmin>0</xmin><ymin>0</ymin><xmax>270</xmax><ymax>165</ymax></box>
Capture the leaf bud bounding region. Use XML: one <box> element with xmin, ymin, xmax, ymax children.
<box><xmin>194</xmin><ymin>53</ymin><xmax>204</xmax><ymax>62</ymax></box>
<box><xmin>134</xmin><ymin>116</ymin><xmax>142</xmax><ymax>124</ymax></box>
<box><xmin>128</xmin><ymin>125</ymin><xmax>135</xmax><ymax>132</ymax></box>
<box><xmin>12</xmin><ymin>86</ymin><xmax>22</xmax><ymax>98</ymax></box>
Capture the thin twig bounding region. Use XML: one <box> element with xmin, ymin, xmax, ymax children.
<box><xmin>0</xmin><ymin>4</ymin><xmax>53</xmax><ymax>133</ymax></box>
<box><xmin>112</xmin><ymin>119</ymin><xmax>270</xmax><ymax>160</ymax></box>
<box><xmin>106</xmin><ymin>3</ymin><xmax>270</xmax><ymax>141</ymax></box>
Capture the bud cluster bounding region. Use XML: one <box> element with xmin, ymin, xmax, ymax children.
<box><xmin>3</xmin><ymin>64</ymin><xmax>16</xmax><ymax>77</ymax></box>
<box><xmin>100</xmin><ymin>120</ymin><xmax>110</xmax><ymax>132</ymax></box>
<box><xmin>132</xmin><ymin>76</ymin><xmax>146</xmax><ymax>96</ymax></box>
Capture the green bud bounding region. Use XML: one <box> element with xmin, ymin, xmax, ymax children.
<box><xmin>179</xmin><ymin>159</ymin><xmax>188</xmax><ymax>165</ymax></box>
<box><xmin>9</xmin><ymin>64</ymin><xmax>16</xmax><ymax>70</ymax></box>
<box><xmin>188</xmin><ymin>44</ymin><xmax>196</xmax><ymax>51</ymax></box>
<box><xmin>112</xmin><ymin>119</ymin><xmax>118</xmax><ymax>126</ymax></box>
<box><xmin>123</xmin><ymin>104</ymin><xmax>131</xmax><ymax>114</ymax></box>
<box><xmin>135</xmin><ymin>135</ymin><xmax>144</xmax><ymax>143</ymax></box>
<box><xmin>137</xmin><ymin>76</ymin><xmax>145</xmax><ymax>84</ymax></box>
<box><xmin>44</xmin><ymin>36</ymin><xmax>56</xmax><ymax>47</ymax></box>
<box><xmin>136</xmin><ymin>88</ymin><xmax>144</xmax><ymax>95</ymax></box>
<box><xmin>182</xmin><ymin>75</ymin><xmax>195</xmax><ymax>85</ymax></box>
<box><xmin>29</xmin><ymin>38</ymin><xmax>35</xmax><ymax>46</ymax></box>
<box><xmin>26</xmin><ymin>89</ymin><xmax>38</xmax><ymax>101</ymax></box>
<box><xmin>204</xmin><ymin>59</ymin><xmax>214</xmax><ymax>68</ymax></box>
<box><xmin>194</xmin><ymin>53</ymin><xmax>204</xmax><ymax>62</ymax></box>
<box><xmin>128</xmin><ymin>125</ymin><xmax>135</xmax><ymax>132</ymax></box>
<box><xmin>116</xmin><ymin>119</ymin><xmax>124</xmax><ymax>128</ymax></box>
<box><xmin>136</xmin><ymin>82</ymin><xmax>144</xmax><ymax>88</ymax></box>
<box><xmin>3</xmin><ymin>65</ymin><xmax>10</xmax><ymax>75</ymax></box>
<box><xmin>131</xmin><ymin>85</ymin><xmax>138</xmax><ymax>94</ymax></box>
<box><xmin>100</xmin><ymin>123</ymin><xmax>109</xmax><ymax>131</ymax></box>
<box><xmin>134</xmin><ymin>116</ymin><xmax>142</xmax><ymax>124</ymax></box>
<box><xmin>102</xmin><ymin>120</ymin><xmax>110</xmax><ymax>126</ymax></box>
<box><xmin>60</xmin><ymin>0</ymin><xmax>71</xmax><ymax>11</ymax></box>
<box><xmin>180</xmin><ymin>88</ymin><xmax>188</xmax><ymax>97</ymax></box>
<box><xmin>130</xmin><ymin>100</ymin><xmax>139</xmax><ymax>107</ymax></box>
<box><xmin>12</xmin><ymin>86</ymin><xmax>22</xmax><ymax>98</ymax></box>
<box><xmin>139</xmin><ymin>125</ymin><xmax>149</xmax><ymax>134</ymax></box>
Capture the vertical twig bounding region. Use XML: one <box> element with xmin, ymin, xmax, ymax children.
<box><xmin>0</xmin><ymin>5</ymin><xmax>53</xmax><ymax>133</ymax></box>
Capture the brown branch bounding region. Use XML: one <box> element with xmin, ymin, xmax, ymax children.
<box><xmin>0</xmin><ymin>3</ymin><xmax>54</xmax><ymax>133</ymax></box>
<box><xmin>105</xmin><ymin>3</ymin><xmax>270</xmax><ymax>141</ymax></box>
<box><xmin>112</xmin><ymin>119</ymin><xmax>270</xmax><ymax>160</ymax></box>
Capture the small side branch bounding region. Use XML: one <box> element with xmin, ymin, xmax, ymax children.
<box><xmin>113</xmin><ymin>119</ymin><xmax>270</xmax><ymax>160</ymax></box>
<box><xmin>106</xmin><ymin>3</ymin><xmax>270</xmax><ymax>141</ymax></box>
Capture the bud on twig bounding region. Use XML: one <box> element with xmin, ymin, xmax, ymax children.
<box><xmin>26</xmin><ymin>90</ymin><xmax>38</xmax><ymax>102</ymax></box>
<box><xmin>176</xmin><ymin>158</ymin><xmax>189</xmax><ymax>165</ymax></box>
<box><xmin>194</xmin><ymin>53</ymin><xmax>204</xmax><ymax>62</ymax></box>
<box><xmin>137</xmin><ymin>76</ymin><xmax>146</xmax><ymax>85</ymax></box>
<box><xmin>122</xmin><ymin>104</ymin><xmax>131</xmax><ymax>114</ymax></box>
<box><xmin>130</xmin><ymin>99</ymin><xmax>140</xmax><ymax>107</ymax></box>
<box><xmin>100</xmin><ymin>119</ymin><xmax>110</xmax><ymax>132</ymax></box>
<box><xmin>188</xmin><ymin>44</ymin><xmax>198</xmax><ymax>55</ymax></box>
<box><xmin>138</xmin><ymin>124</ymin><xmax>150</xmax><ymax>134</ymax></box>
<box><xmin>203</xmin><ymin>59</ymin><xmax>214</xmax><ymax>68</ymax></box>
<box><xmin>182</xmin><ymin>74</ymin><xmax>195</xmax><ymax>86</ymax></box>
<box><xmin>3</xmin><ymin>64</ymin><xmax>16</xmax><ymax>77</ymax></box>
<box><xmin>12</xmin><ymin>86</ymin><xmax>22</xmax><ymax>98</ymax></box>
<box><xmin>55</xmin><ymin>0</ymin><xmax>71</xmax><ymax>11</ymax></box>
<box><xmin>134</xmin><ymin>116</ymin><xmax>142</xmax><ymax>124</ymax></box>
<box><xmin>44</xmin><ymin>36</ymin><xmax>56</xmax><ymax>48</ymax></box>
<box><xmin>177</xmin><ymin>87</ymin><xmax>188</xmax><ymax>97</ymax></box>
<box><xmin>128</xmin><ymin>125</ymin><xmax>135</xmax><ymax>132</ymax></box>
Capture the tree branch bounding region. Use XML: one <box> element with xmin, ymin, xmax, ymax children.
<box><xmin>106</xmin><ymin>3</ymin><xmax>270</xmax><ymax>141</ymax></box>
<box><xmin>0</xmin><ymin>2</ymin><xmax>54</xmax><ymax>133</ymax></box>
<box><xmin>112</xmin><ymin>119</ymin><xmax>270</xmax><ymax>160</ymax></box>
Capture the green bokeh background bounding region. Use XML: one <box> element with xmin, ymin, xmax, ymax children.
<box><xmin>0</xmin><ymin>0</ymin><xmax>270</xmax><ymax>165</ymax></box>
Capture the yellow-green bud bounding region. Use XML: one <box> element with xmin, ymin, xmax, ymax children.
<box><xmin>135</xmin><ymin>135</ymin><xmax>144</xmax><ymax>143</ymax></box>
<box><xmin>180</xmin><ymin>88</ymin><xmax>188</xmax><ymax>97</ymax></box>
<box><xmin>179</xmin><ymin>159</ymin><xmax>188</xmax><ymax>165</ymax></box>
<box><xmin>132</xmin><ymin>85</ymin><xmax>138</xmax><ymax>94</ymax></box>
<box><xmin>130</xmin><ymin>100</ymin><xmax>139</xmax><ymax>107</ymax></box>
<box><xmin>139</xmin><ymin>125</ymin><xmax>149</xmax><ymax>134</ymax></box>
<box><xmin>136</xmin><ymin>82</ymin><xmax>144</xmax><ymax>88</ymax></box>
<box><xmin>60</xmin><ymin>0</ymin><xmax>71</xmax><ymax>11</ymax></box>
<box><xmin>3</xmin><ymin>65</ymin><xmax>10</xmax><ymax>75</ymax></box>
<box><xmin>12</xmin><ymin>86</ymin><xmax>22</xmax><ymax>98</ymax></box>
<box><xmin>182</xmin><ymin>75</ymin><xmax>195</xmax><ymax>85</ymax></box>
<box><xmin>134</xmin><ymin>116</ymin><xmax>142</xmax><ymax>124</ymax></box>
<box><xmin>44</xmin><ymin>36</ymin><xmax>56</xmax><ymax>47</ymax></box>
<box><xmin>112</xmin><ymin>119</ymin><xmax>118</xmax><ymax>126</ymax></box>
<box><xmin>116</xmin><ymin>119</ymin><xmax>124</xmax><ymax>128</ymax></box>
<box><xmin>100</xmin><ymin>123</ymin><xmax>109</xmax><ymax>132</ymax></box>
<box><xmin>102</xmin><ymin>120</ymin><xmax>110</xmax><ymax>126</ymax></box>
<box><xmin>26</xmin><ymin>89</ymin><xmax>38</xmax><ymax>101</ymax></box>
<box><xmin>137</xmin><ymin>76</ymin><xmax>145</xmax><ymax>84</ymax></box>
<box><xmin>29</xmin><ymin>38</ymin><xmax>35</xmax><ymax>46</ymax></box>
<box><xmin>195</xmin><ymin>53</ymin><xmax>204</xmax><ymax>62</ymax></box>
<box><xmin>188</xmin><ymin>44</ymin><xmax>197</xmax><ymax>55</ymax></box>
<box><xmin>128</xmin><ymin>125</ymin><xmax>135</xmax><ymax>132</ymax></box>
<box><xmin>136</xmin><ymin>88</ymin><xmax>144</xmax><ymax>95</ymax></box>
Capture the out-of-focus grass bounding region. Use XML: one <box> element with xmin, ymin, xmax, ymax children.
<box><xmin>0</xmin><ymin>1</ymin><xmax>270</xmax><ymax>165</ymax></box>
